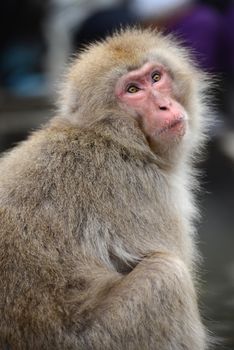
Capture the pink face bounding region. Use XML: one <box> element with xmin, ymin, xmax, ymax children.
<box><xmin>115</xmin><ymin>62</ymin><xmax>187</xmax><ymax>147</ymax></box>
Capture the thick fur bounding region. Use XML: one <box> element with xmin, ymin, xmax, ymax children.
<box><xmin>0</xmin><ymin>29</ymin><xmax>209</xmax><ymax>349</ymax></box>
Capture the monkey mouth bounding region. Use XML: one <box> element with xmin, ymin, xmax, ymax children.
<box><xmin>157</xmin><ymin>117</ymin><xmax>185</xmax><ymax>136</ymax></box>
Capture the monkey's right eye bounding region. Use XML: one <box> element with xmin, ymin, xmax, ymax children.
<box><xmin>127</xmin><ymin>85</ymin><xmax>139</xmax><ymax>93</ymax></box>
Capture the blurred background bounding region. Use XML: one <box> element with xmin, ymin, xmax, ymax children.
<box><xmin>0</xmin><ymin>0</ymin><xmax>234</xmax><ymax>348</ymax></box>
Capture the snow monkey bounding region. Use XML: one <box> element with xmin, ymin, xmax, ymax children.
<box><xmin>0</xmin><ymin>29</ymin><xmax>210</xmax><ymax>349</ymax></box>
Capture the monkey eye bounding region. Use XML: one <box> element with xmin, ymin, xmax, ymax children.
<box><xmin>152</xmin><ymin>71</ymin><xmax>161</xmax><ymax>83</ymax></box>
<box><xmin>126</xmin><ymin>85</ymin><xmax>140</xmax><ymax>93</ymax></box>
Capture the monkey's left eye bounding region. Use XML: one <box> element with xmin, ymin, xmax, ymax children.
<box><xmin>152</xmin><ymin>72</ymin><xmax>161</xmax><ymax>83</ymax></box>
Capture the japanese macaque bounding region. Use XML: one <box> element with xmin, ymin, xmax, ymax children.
<box><xmin>0</xmin><ymin>29</ymin><xmax>210</xmax><ymax>349</ymax></box>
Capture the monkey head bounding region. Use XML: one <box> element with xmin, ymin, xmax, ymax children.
<box><xmin>60</xmin><ymin>29</ymin><xmax>209</xmax><ymax>158</ymax></box>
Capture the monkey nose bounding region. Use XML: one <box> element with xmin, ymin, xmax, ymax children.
<box><xmin>157</xmin><ymin>97</ymin><xmax>172</xmax><ymax>111</ymax></box>
<box><xmin>151</xmin><ymin>92</ymin><xmax>171</xmax><ymax>111</ymax></box>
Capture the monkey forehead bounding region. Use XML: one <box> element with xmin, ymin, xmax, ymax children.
<box><xmin>72</xmin><ymin>29</ymin><xmax>196</xmax><ymax>82</ymax></box>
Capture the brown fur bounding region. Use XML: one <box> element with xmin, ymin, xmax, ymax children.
<box><xmin>0</xmin><ymin>29</ymin><xmax>209</xmax><ymax>349</ymax></box>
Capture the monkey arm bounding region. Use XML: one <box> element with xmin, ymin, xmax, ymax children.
<box><xmin>69</xmin><ymin>252</ymin><xmax>207</xmax><ymax>350</ymax></box>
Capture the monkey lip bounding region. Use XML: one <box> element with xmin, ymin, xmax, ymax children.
<box><xmin>157</xmin><ymin>117</ymin><xmax>185</xmax><ymax>136</ymax></box>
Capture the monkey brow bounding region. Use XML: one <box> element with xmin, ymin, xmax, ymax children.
<box><xmin>126</xmin><ymin>64</ymin><xmax>142</xmax><ymax>72</ymax></box>
<box><xmin>126</xmin><ymin>57</ymin><xmax>154</xmax><ymax>70</ymax></box>
<box><xmin>147</xmin><ymin>53</ymin><xmax>171</xmax><ymax>72</ymax></box>
<box><xmin>125</xmin><ymin>58</ymin><xmax>162</xmax><ymax>73</ymax></box>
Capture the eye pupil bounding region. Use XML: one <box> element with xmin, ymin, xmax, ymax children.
<box><xmin>127</xmin><ymin>85</ymin><xmax>138</xmax><ymax>93</ymax></box>
<box><xmin>152</xmin><ymin>72</ymin><xmax>161</xmax><ymax>82</ymax></box>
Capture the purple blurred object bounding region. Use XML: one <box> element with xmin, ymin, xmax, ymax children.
<box><xmin>169</xmin><ymin>5</ymin><xmax>223</xmax><ymax>72</ymax></box>
<box><xmin>224</xmin><ymin>4</ymin><xmax>234</xmax><ymax>74</ymax></box>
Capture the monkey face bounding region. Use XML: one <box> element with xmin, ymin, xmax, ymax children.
<box><xmin>115</xmin><ymin>61</ymin><xmax>188</xmax><ymax>149</ymax></box>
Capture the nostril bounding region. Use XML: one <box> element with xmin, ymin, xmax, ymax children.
<box><xmin>159</xmin><ymin>106</ymin><xmax>168</xmax><ymax>111</ymax></box>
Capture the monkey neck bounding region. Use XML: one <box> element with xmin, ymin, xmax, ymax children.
<box><xmin>95</xmin><ymin>115</ymin><xmax>190</xmax><ymax>172</ymax></box>
<box><xmin>91</xmin><ymin>115</ymin><xmax>151</xmax><ymax>154</ymax></box>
